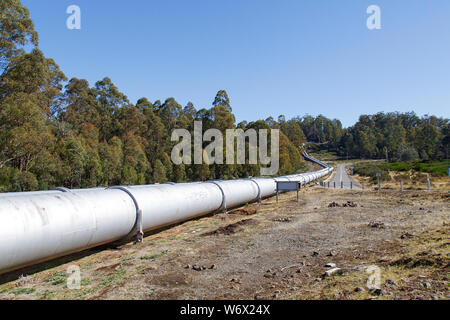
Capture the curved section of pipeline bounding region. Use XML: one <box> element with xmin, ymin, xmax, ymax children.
<box><xmin>0</xmin><ymin>153</ymin><xmax>333</xmax><ymax>275</ymax></box>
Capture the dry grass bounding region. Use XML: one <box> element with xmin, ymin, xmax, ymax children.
<box><xmin>354</xmin><ymin>171</ymin><xmax>450</xmax><ymax>191</ymax></box>
<box><xmin>0</xmin><ymin>185</ymin><xmax>448</xmax><ymax>300</ymax></box>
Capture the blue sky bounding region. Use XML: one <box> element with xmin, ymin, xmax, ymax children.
<box><xmin>22</xmin><ymin>0</ymin><xmax>450</xmax><ymax>127</ymax></box>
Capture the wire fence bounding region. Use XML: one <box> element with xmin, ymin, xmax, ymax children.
<box><xmin>319</xmin><ymin>180</ymin><xmax>449</xmax><ymax>193</ymax></box>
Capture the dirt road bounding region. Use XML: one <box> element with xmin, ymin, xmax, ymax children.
<box><xmin>0</xmin><ymin>187</ymin><xmax>448</xmax><ymax>300</ymax></box>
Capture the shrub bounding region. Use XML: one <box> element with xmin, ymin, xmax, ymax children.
<box><xmin>388</xmin><ymin>160</ymin><xmax>447</xmax><ymax>177</ymax></box>
<box><xmin>354</xmin><ymin>162</ymin><xmax>390</xmax><ymax>182</ymax></box>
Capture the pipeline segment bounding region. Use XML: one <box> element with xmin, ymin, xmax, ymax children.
<box><xmin>0</xmin><ymin>153</ymin><xmax>333</xmax><ymax>275</ymax></box>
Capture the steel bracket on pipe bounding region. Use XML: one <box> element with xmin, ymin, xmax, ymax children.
<box><xmin>108</xmin><ymin>186</ymin><xmax>144</xmax><ymax>243</ymax></box>
<box><xmin>204</xmin><ymin>181</ymin><xmax>227</xmax><ymax>213</ymax></box>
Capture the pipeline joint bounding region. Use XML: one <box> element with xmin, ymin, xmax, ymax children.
<box><xmin>108</xmin><ymin>186</ymin><xmax>143</xmax><ymax>244</ymax></box>
<box><xmin>204</xmin><ymin>181</ymin><xmax>227</xmax><ymax>213</ymax></box>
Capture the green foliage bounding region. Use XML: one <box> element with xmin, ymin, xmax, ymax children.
<box><xmin>0</xmin><ymin>0</ymin><xmax>38</xmax><ymax>89</ymax></box>
<box><xmin>12</xmin><ymin>169</ymin><xmax>38</xmax><ymax>191</ymax></box>
<box><xmin>44</xmin><ymin>271</ymin><xmax>66</xmax><ymax>286</ymax></box>
<box><xmin>388</xmin><ymin>160</ymin><xmax>448</xmax><ymax>177</ymax></box>
<box><xmin>0</xmin><ymin>1</ymin><xmax>446</xmax><ymax>193</ymax></box>
<box><xmin>340</xmin><ymin>112</ymin><xmax>448</xmax><ymax>161</ymax></box>
<box><xmin>12</xmin><ymin>287</ymin><xmax>35</xmax><ymax>295</ymax></box>
<box><xmin>354</xmin><ymin>162</ymin><xmax>390</xmax><ymax>182</ymax></box>
<box><xmin>140</xmin><ymin>250</ymin><xmax>169</xmax><ymax>260</ymax></box>
<box><xmin>356</xmin><ymin>160</ymin><xmax>448</xmax><ymax>182</ymax></box>
<box><xmin>153</xmin><ymin>159</ymin><xmax>167</xmax><ymax>183</ymax></box>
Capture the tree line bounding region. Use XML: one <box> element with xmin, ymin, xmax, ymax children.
<box><xmin>296</xmin><ymin>112</ymin><xmax>448</xmax><ymax>162</ymax></box>
<box><xmin>0</xmin><ymin>1</ymin><xmax>448</xmax><ymax>192</ymax></box>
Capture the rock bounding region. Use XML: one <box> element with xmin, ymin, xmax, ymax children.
<box><xmin>230</xmin><ymin>207</ymin><xmax>257</xmax><ymax>216</ymax></box>
<box><xmin>401</xmin><ymin>232</ymin><xmax>414</xmax><ymax>239</ymax></box>
<box><xmin>354</xmin><ymin>265</ymin><xmax>368</xmax><ymax>271</ymax></box>
<box><xmin>417</xmin><ymin>251</ymin><xmax>431</xmax><ymax>257</ymax></box>
<box><xmin>192</xmin><ymin>265</ymin><xmax>202</xmax><ymax>271</ymax></box>
<box><xmin>369</xmin><ymin>288</ymin><xmax>382</xmax><ymax>296</ymax></box>
<box><xmin>323</xmin><ymin>268</ymin><xmax>342</xmax><ymax>277</ymax></box>
<box><xmin>274</xmin><ymin>217</ymin><xmax>292</xmax><ymax>223</ymax></box>
<box><xmin>209</xmin><ymin>264</ymin><xmax>217</xmax><ymax>270</ymax></box>
<box><xmin>327</xmin><ymin>250</ymin><xmax>337</xmax><ymax>257</ymax></box>
<box><xmin>325</xmin><ymin>263</ymin><xmax>337</xmax><ymax>268</ymax></box>
<box><xmin>369</xmin><ymin>222</ymin><xmax>385</xmax><ymax>229</ymax></box>
<box><xmin>185</xmin><ymin>264</ymin><xmax>192</xmax><ymax>269</ymax></box>
<box><xmin>386</xmin><ymin>279</ymin><xmax>395</xmax><ymax>285</ymax></box>
<box><xmin>424</xmin><ymin>282</ymin><xmax>431</xmax><ymax>289</ymax></box>
<box><xmin>343</xmin><ymin>201</ymin><xmax>357</xmax><ymax>208</ymax></box>
<box><xmin>354</xmin><ymin>287</ymin><xmax>365</xmax><ymax>293</ymax></box>
<box><xmin>328</xmin><ymin>202</ymin><xmax>340</xmax><ymax>208</ymax></box>
<box><xmin>312</xmin><ymin>251</ymin><xmax>319</xmax><ymax>257</ymax></box>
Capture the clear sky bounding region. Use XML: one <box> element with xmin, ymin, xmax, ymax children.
<box><xmin>22</xmin><ymin>0</ymin><xmax>450</xmax><ymax>127</ymax></box>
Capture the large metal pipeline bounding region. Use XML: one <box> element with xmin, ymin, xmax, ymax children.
<box><xmin>0</xmin><ymin>153</ymin><xmax>333</xmax><ymax>275</ymax></box>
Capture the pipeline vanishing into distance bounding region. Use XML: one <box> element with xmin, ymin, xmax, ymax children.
<box><xmin>0</xmin><ymin>152</ymin><xmax>333</xmax><ymax>275</ymax></box>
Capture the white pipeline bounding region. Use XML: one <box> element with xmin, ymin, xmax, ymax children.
<box><xmin>0</xmin><ymin>152</ymin><xmax>332</xmax><ymax>275</ymax></box>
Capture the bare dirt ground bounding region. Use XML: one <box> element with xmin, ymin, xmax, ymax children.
<box><xmin>0</xmin><ymin>186</ymin><xmax>448</xmax><ymax>300</ymax></box>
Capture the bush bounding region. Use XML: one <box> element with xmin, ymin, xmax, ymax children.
<box><xmin>388</xmin><ymin>162</ymin><xmax>413</xmax><ymax>172</ymax></box>
<box><xmin>394</xmin><ymin>145</ymin><xmax>419</xmax><ymax>162</ymax></box>
<box><xmin>354</xmin><ymin>162</ymin><xmax>390</xmax><ymax>182</ymax></box>
<box><xmin>388</xmin><ymin>160</ymin><xmax>447</xmax><ymax>177</ymax></box>
<box><xmin>12</xmin><ymin>170</ymin><xmax>38</xmax><ymax>191</ymax></box>
<box><xmin>413</xmin><ymin>161</ymin><xmax>447</xmax><ymax>177</ymax></box>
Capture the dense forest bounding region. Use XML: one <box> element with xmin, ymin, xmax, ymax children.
<box><xmin>0</xmin><ymin>1</ymin><xmax>448</xmax><ymax>192</ymax></box>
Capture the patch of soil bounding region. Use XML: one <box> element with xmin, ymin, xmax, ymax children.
<box><xmin>201</xmin><ymin>219</ymin><xmax>255</xmax><ymax>236</ymax></box>
<box><xmin>328</xmin><ymin>201</ymin><xmax>358</xmax><ymax>208</ymax></box>
<box><xmin>1</xmin><ymin>186</ymin><xmax>448</xmax><ymax>300</ymax></box>
<box><xmin>229</xmin><ymin>207</ymin><xmax>258</xmax><ymax>216</ymax></box>
<box><xmin>95</xmin><ymin>263</ymin><xmax>121</xmax><ymax>274</ymax></box>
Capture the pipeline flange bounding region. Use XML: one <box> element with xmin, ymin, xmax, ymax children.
<box><xmin>53</xmin><ymin>187</ymin><xmax>71</xmax><ymax>193</ymax></box>
<box><xmin>245</xmin><ymin>179</ymin><xmax>262</xmax><ymax>203</ymax></box>
<box><xmin>204</xmin><ymin>181</ymin><xmax>227</xmax><ymax>213</ymax></box>
<box><xmin>108</xmin><ymin>186</ymin><xmax>143</xmax><ymax>243</ymax></box>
